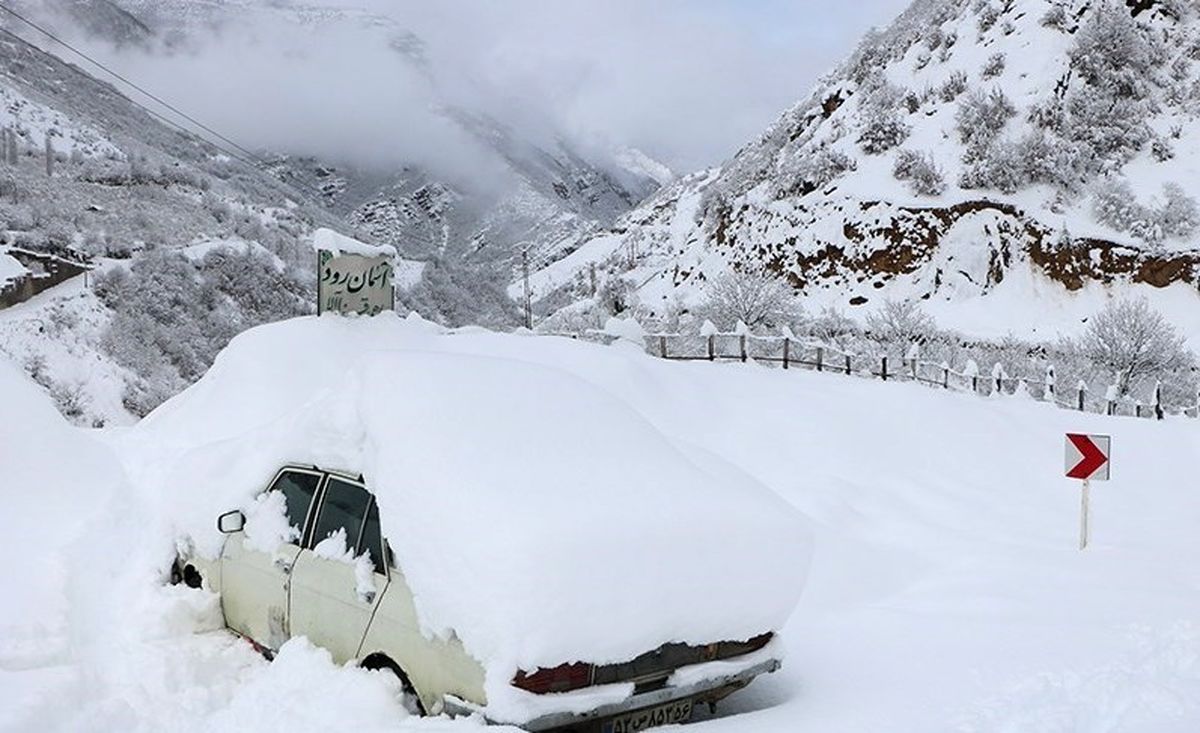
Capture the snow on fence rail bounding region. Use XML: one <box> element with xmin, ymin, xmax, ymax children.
<box><xmin>541</xmin><ymin>329</ymin><xmax>1193</xmax><ymax>421</ymax></box>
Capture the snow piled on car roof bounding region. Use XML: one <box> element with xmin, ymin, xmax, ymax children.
<box><xmin>121</xmin><ymin>312</ymin><xmax>811</xmax><ymax>713</ymax></box>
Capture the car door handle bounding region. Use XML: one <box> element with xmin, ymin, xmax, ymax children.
<box><xmin>274</xmin><ymin>558</ymin><xmax>293</xmax><ymax>573</ymax></box>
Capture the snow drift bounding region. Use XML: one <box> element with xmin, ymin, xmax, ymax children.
<box><xmin>118</xmin><ymin>313</ymin><xmax>811</xmax><ymax>699</ymax></box>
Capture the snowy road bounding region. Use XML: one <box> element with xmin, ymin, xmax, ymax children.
<box><xmin>4</xmin><ymin>320</ymin><xmax>1200</xmax><ymax>732</ymax></box>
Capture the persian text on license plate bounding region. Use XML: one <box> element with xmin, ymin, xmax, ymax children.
<box><xmin>601</xmin><ymin>699</ymin><xmax>694</xmax><ymax>733</ymax></box>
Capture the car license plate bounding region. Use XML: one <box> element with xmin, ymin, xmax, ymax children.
<box><xmin>601</xmin><ymin>699</ymin><xmax>694</xmax><ymax>733</ymax></box>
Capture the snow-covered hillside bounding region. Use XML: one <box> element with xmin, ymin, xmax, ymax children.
<box><xmin>4</xmin><ymin>314</ymin><xmax>1200</xmax><ymax>731</ymax></box>
<box><xmin>532</xmin><ymin>0</ymin><xmax>1200</xmax><ymax>340</ymax></box>
<box><xmin>23</xmin><ymin>0</ymin><xmax>665</xmax><ymax>271</ymax></box>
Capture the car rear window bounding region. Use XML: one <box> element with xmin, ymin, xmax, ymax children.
<box><xmin>309</xmin><ymin>478</ymin><xmax>371</xmax><ymax>553</ymax></box>
<box><xmin>269</xmin><ymin>470</ymin><xmax>322</xmax><ymax>541</ymax></box>
<box><xmin>358</xmin><ymin>500</ymin><xmax>384</xmax><ymax>575</ymax></box>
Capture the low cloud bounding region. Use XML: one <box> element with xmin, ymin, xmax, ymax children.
<box><xmin>35</xmin><ymin>0</ymin><xmax>911</xmax><ymax>178</ymax></box>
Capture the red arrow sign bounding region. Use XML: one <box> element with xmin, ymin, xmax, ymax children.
<box><xmin>1065</xmin><ymin>433</ymin><xmax>1110</xmax><ymax>480</ymax></box>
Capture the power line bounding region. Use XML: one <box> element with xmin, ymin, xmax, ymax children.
<box><xmin>0</xmin><ymin>3</ymin><xmax>344</xmax><ymax>210</ymax></box>
<box><xmin>0</xmin><ymin>2</ymin><xmax>265</xmax><ymax>166</ymax></box>
<box><xmin>0</xmin><ymin>2</ymin><xmax>468</xmax><ymax>255</ymax></box>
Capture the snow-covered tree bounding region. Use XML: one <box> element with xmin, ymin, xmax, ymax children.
<box><xmin>893</xmin><ymin>149</ymin><xmax>947</xmax><ymax>196</ymax></box>
<box><xmin>1069</xmin><ymin>5</ymin><xmax>1163</xmax><ymax>101</ymax></box>
<box><xmin>1041</xmin><ymin>4</ymin><xmax>1068</xmax><ymax>30</ymax></box>
<box><xmin>939</xmin><ymin>71</ymin><xmax>969</xmax><ymax>102</ymax></box>
<box><xmin>858</xmin><ymin>96</ymin><xmax>911</xmax><ymax>155</ymax></box>
<box><xmin>1074</xmin><ymin>298</ymin><xmax>1193</xmax><ymax>396</ymax></box>
<box><xmin>1092</xmin><ymin>179</ymin><xmax>1199</xmax><ymax>245</ymax></box>
<box><xmin>956</xmin><ymin>88</ymin><xmax>1016</xmax><ymax>160</ymax></box>
<box><xmin>699</xmin><ymin>269</ymin><xmax>800</xmax><ymax>331</ymax></box>
<box><xmin>1157</xmin><ymin>183</ymin><xmax>1200</xmax><ymax>240</ymax></box>
<box><xmin>981</xmin><ymin>52</ymin><xmax>1006</xmax><ymax>80</ymax></box>
<box><xmin>806</xmin><ymin>305</ymin><xmax>859</xmax><ymax>347</ymax></box>
<box><xmin>790</xmin><ymin>147</ymin><xmax>857</xmax><ymax>194</ymax></box>
<box><xmin>865</xmin><ymin>299</ymin><xmax>938</xmax><ymax>345</ymax></box>
<box><xmin>1092</xmin><ymin>177</ymin><xmax>1150</xmax><ymax>234</ymax></box>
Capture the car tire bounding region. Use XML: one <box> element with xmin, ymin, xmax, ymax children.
<box><xmin>361</xmin><ymin>655</ymin><xmax>427</xmax><ymax>717</ymax></box>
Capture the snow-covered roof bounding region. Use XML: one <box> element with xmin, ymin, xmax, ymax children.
<box><xmin>125</xmin><ymin>313</ymin><xmax>810</xmax><ymax>715</ymax></box>
<box><xmin>0</xmin><ymin>250</ymin><xmax>29</xmax><ymax>286</ymax></box>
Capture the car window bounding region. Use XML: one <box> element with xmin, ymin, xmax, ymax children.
<box><xmin>269</xmin><ymin>470</ymin><xmax>322</xmax><ymax>541</ymax></box>
<box><xmin>309</xmin><ymin>478</ymin><xmax>371</xmax><ymax>553</ymax></box>
<box><xmin>358</xmin><ymin>499</ymin><xmax>385</xmax><ymax>575</ymax></box>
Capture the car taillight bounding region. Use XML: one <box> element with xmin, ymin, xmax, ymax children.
<box><xmin>512</xmin><ymin>661</ymin><xmax>596</xmax><ymax>694</ymax></box>
<box><xmin>717</xmin><ymin>632</ymin><xmax>774</xmax><ymax>658</ymax></box>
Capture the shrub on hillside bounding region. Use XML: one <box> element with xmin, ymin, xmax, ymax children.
<box><xmin>956</xmin><ymin>88</ymin><xmax>1016</xmax><ymax>159</ymax></box>
<box><xmin>790</xmin><ymin>147</ymin><xmax>857</xmax><ymax>195</ymax></box>
<box><xmin>939</xmin><ymin>71</ymin><xmax>969</xmax><ymax>102</ymax></box>
<box><xmin>858</xmin><ymin>106</ymin><xmax>911</xmax><ymax>155</ymax></box>
<box><xmin>892</xmin><ymin>149</ymin><xmax>947</xmax><ymax>196</ymax></box>
<box><xmin>981</xmin><ymin>52</ymin><xmax>1006</xmax><ymax>80</ymax></box>
<box><xmin>1091</xmin><ymin>178</ymin><xmax>1199</xmax><ymax>246</ymax></box>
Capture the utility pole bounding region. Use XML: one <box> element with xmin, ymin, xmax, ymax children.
<box><xmin>521</xmin><ymin>246</ymin><xmax>532</xmax><ymax>330</ymax></box>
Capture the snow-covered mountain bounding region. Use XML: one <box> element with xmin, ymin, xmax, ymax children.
<box><xmin>531</xmin><ymin>0</ymin><xmax>1200</xmax><ymax>340</ymax></box>
<box><xmin>42</xmin><ymin>0</ymin><xmax>665</xmax><ymax>270</ymax></box>
<box><xmin>0</xmin><ymin>0</ymin><xmax>666</xmax><ymax>423</ymax></box>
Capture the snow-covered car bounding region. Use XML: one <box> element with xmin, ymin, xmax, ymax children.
<box><xmin>155</xmin><ymin>315</ymin><xmax>810</xmax><ymax>731</ymax></box>
<box><xmin>176</xmin><ymin>462</ymin><xmax>783</xmax><ymax>731</ymax></box>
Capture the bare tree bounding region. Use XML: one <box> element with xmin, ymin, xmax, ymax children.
<box><xmin>1076</xmin><ymin>298</ymin><xmax>1193</xmax><ymax>396</ymax></box>
<box><xmin>700</xmin><ymin>269</ymin><xmax>799</xmax><ymax>331</ymax></box>
<box><xmin>865</xmin><ymin>299</ymin><xmax>938</xmax><ymax>345</ymax></box>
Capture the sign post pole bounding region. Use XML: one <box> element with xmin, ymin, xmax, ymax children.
<box><xmin>1079</xmin><ymin>478</ymin><xmax>1090</xmax><ymax>550</ymax></box>
<box><xmin>1064</xmin><ymin>433</ymin><xmax>1110</xmax><ymax>551</ymax></box>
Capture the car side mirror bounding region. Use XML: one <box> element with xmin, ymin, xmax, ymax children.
<box><xmin>217</xmin><ymin>510</ymin><xmax>246</xmax><ymax>534</ymax></box>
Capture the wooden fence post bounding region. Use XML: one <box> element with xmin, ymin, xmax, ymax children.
<box><xmin>1107</xmin><ymin>400</ymin><xmax>1116</xmax><ymax>416</ymax></box>
<box><xmin>844</xmin><ymin>354</ymin><xmax>851</xmax><ymax>375</ymax></box>
<box><xmin>816</xmin><ymin>346</ymin><xmax>824</xmax><ymax>372</ymax></box>
<box><xmin>659</xmin><ymin>335</ymin><xmax>667</xmax><ymax>359</ymax></box>
<box><xmin>707</xmin><ymin>334</ymin><xmax>715</xmax><ymax>361</ymax></box>
<box><xmin>943</xmin><ymin>367</ymin><xmax>949</xmax><ymax>389</ymax></box>
<box><xmin>1135</xmin><ymin>404</ymin><xmax>1142</xmax><ymax>419</ymax></box>
<box><xmin>1078</xmin><ymin>386</ymin><xmax>1085</xmax><ymax>411</ymax></box>
<box><xmin>739</xmin><ymin>335</ymin><xmax>747</xmax><ymax>363</ymax></box>
<box><xmin>881</xmin><ymin>356</ymin><xmax>888</xmax><ymax>381</ymax></box>
<box><xmin>972</xmin><ymin>375</ymin><xmax>978</xmax><ymax>393</ymax></box>
<box><xmin>782</xmin><ymin>338</ymin><xmax>790</xmax><ymax>369</ymax></box>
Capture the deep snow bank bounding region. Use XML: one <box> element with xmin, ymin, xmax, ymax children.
<box><xmin>0</xmin><ymin>359</ymin><xmax>121</xmax><ymax>642</ymax></box>
<box><xmin>118</xmin><ymin>314</ymin><xmax>811</xmax><ymax>695</ymax></box>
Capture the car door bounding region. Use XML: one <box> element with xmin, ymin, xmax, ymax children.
<box><xmin>288</xmin><ymin>476</ymin><xmax>390</xmax><ymax>663</ymax></box>
<box><xmin>220</xmin><ymin>467</ymin><xmax>323</xmax><ymax>651</ymax></box>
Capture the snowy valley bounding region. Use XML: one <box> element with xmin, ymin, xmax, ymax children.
<box><xmin>4</xmin><ymin>1</ymin><xmax>1200</xmax><ymax>732</ymax></box>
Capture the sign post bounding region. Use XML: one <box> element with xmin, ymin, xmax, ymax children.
<box><xmin>312</xmin><ymin>228</ymin><xmax>397</xmax><ymax>317</ymax></box>
<box><xmin>1064</xmin><ymin>433</ymin><xmax>1110</xmax><ymax>550</ymax></box>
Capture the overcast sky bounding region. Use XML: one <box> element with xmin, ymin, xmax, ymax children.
<box><xmin>71</xmin><ymin>0</ymin><xmax>913</xmax><ymax>176</ymax></box>
<box><xmin>391</xmin><ymin>0</ymin><xmax>915</xmax><ymax>171</ymax></box>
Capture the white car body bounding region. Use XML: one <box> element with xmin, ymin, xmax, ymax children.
<box><xmin>179</xmin><ymin>464</ymin><xmax>781</xmax><ymax>731</ymax></box>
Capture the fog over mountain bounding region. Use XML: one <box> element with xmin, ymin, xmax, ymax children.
<box><xmin>17</xmin><ymin>0</ymin><xmax>911</xmax><ymax>176</ymax></box>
